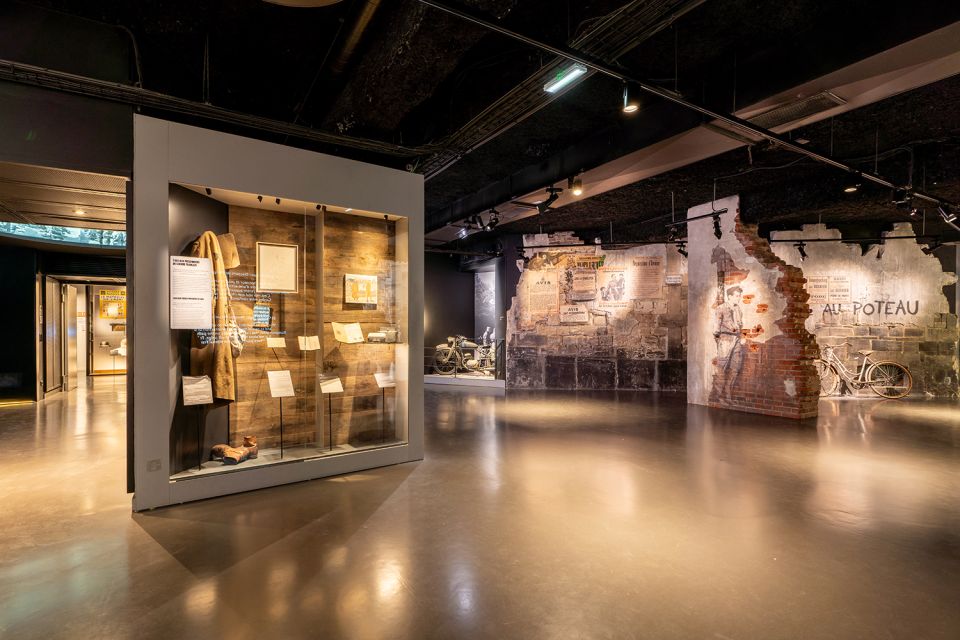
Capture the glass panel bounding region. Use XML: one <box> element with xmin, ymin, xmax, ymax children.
<box><xmin>169</xmin><ymin>184</ymin><xmax>406</xmax><ymax>480</ymax></box>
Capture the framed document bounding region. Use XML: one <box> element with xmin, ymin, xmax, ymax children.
<box><xmin>256</xmin><ymin>242</ymin><xmax>298</xmax><ymax>293</ymax></box>
<box><xmin>344</xmin><ymin>273</ymin><xmax>378</xmax><ymax>305</ymax></box>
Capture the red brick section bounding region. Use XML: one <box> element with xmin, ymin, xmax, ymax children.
<box><xmin>707</xmin><ymin>217</ymin><xmax>820</xmax><ymax>419</ymax></box>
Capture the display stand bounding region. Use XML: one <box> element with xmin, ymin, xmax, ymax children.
<box><xmin>374</xmin><ymin>371</ymin><xmax>396</xmax><ymax>443</ymax></box>
<box><xmin>267</xmin><ymin>370</ymin><xmax>296</xmax><ymax>459</ymax></box>
<box><xmin>318</xmin><ymin>375</ymin><xmax>344</xmax><ymax>451</ymax></box>
<box><xmin>182</xmin><ymin>375</ymin><xmax>214</xmax><ymax>471</ymax></box>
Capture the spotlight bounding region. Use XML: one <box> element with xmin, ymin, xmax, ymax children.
<box><xmin>594</xmin><ymin>237</ymin><xmax>602</xmax><ymax>245</ymax></box>
<box><xmin>316</xmin><ymin>204</ymin><xmax>322</xmax><ymax>210</ymax></box>
<box><xmin>257</xmin><ymin>195</ymin><xmax>263</xmax><ymax>203</ymax></box>
<box><xmin>74</xmin><ymin>208</ymin><xmax>85</xmax><ymax>215</ymax></box>
<box><xmin>939</xmin><ymin>205</ymin><xmax>957</xmax><ymax>223</ymax></box>
<box><xmin>538</xmin><ymin>187</ymin><xmax>562</xmax><ymax>214</ymax></box>
<box><xmin>668</xmin><ymin>226</ymin><xmax>679</xmax><ymax>242</ymax></box>
<box><xmin>568</xmin><ymin>173</ymin><xmax>583</xmax><ymax>197</ymax></box>
<box><xmin>205</xmin><ymin>187</ymin><xmax>212</xmax><ymax>196</ymax></box>
<box><xmin>345</xmin><ymin>208</ymin><xmax>353</xmax><ymax>212</ymax></box>
<box><xmin>909</xmin><ymin>208</ymin><xmax>918</xmax><ymax>217</ymax></box>
<box><xmin>457</xmin><ymin>227</ymin><xmax>469</xmax><ymax>240</ymax></box>
<box><xmin>876</xmin><ymin>242</ymin><xmax>885</xmax><ymax>260</ymax></box>
<box><xmin>676</xmin><ymin>241</ymin><xmax>688</xmax><ymax>258</ymax></box>
<box><xmin>795</xmin><ymin>242</ymin><xmax>807</xmax><ymax>261</ymax></box>
<box><xmin>892</xmin><ymin>188</ymin><xmax>911</xmax><ymax>209</ymax></box>
<box><xmin>543</xmin><ymin>63</ymin><xmax>588</xmax><ymax>94</ymax></box>
<box><xmin>275</xmin><ymin>197</ymin><xmax>281</xmax><ymax>206</ymax></box>
<box><xmin>484</xmin><ymin>209</ymin><xmax>500</xmax><ymax>231</ymax></box>
<box><xmin>622</xmin><ymin>83</ymin><xmax>639</xmax><ymax>114</ymax></box>
<box><xmin>713</xmin><ymin>214</ymin><xmax>722</xmax><ymax>240</ymax></box>
<box><xmin>922</xmin><ymin>240</ymin><xmax>941</xmax><ymax>255</ymax></box>
<box><xmin>843</xmin><ymin>174</ymin><xmax>861</xmax><ymax>193</ymax></box>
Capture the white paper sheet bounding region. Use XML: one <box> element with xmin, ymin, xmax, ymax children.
<box><xmin>331</xmin><ymin>322</ymin><xmax>365</xmax><ymax>343</ymax></box>
<box><xmin>373</xmin><ymin>371</ymin><xmax>396</xmax><ymax>389</ymax></box>
<box><xmin>170</xmin><ymin>256</ymin><xmax>213</xmax><ymax>330</ymax></box>
<box><xmin>267</xmin><ymin>370</ymin><xmax>296</xmax><ymax>398</ymax></box>
<box><xmin>256</xmin><ymin>242</ymin><xmax>298</xmax><ymax>293</ymax></box>
<box><xmin>318</xmin><ymin>375</ymin><xmax>344</xmax><ymax>394</ymax></box>
<box><xmin>297</xmin><ymin>335</ymin><xmax>321</xmax><ymax>351</ymax></box>
<box><xmin>266</xmin><ymin>337</ymin><xmax>287</xmax><ymax>349</ymax></box>
<box><xmin>182</xmin><ymin>375</ymin><xmax>213</xmax><ymax>406</ymax></box>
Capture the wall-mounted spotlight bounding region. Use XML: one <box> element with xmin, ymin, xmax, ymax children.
<box><xmin>257</xmin><ymin>195</ymin><xmax>263</xmax><ymax>203</ymax></box>
<box><xmin>939</xmin><ymin>205</ymin><xmax>957</xmax><ymax>223</ymax></box>
<box><xmin>568</xmin><ymin>173</ymin><xmax>583</xmax><ymax>197</ymax></box>
<box><xmin>676</xmin><ymin>241</ymin><xmax>688</xmax><ymax>258</ymax></box>
<box><xmin>909</xmin><ymin>208</ymin><xmax>918</xmax><ymax>217</ymax></box>
<box><xmin>795</xmin><ymin>242</ymin><xmax>807</xmax><ymax>261</ymax></box>
<box><xmin>316</xmin><ymin>204</ymin><xmax>322</xmax><ymax>210</ymax></box>
<box><xmin>484</xmin><ymin>209</ymin><xmax>500</xmax><ymax>231</ymax></box>
<box><xmin>843</xmin><ymin>173</ymin><xmax>861</xmax><ymax>193</ymax></box>
<box><xmin>457</xmin><ymin>227</ymin><xmax>469</xmax><ymax>240</ymax></box>
<box><xmin>712</xmin><ymin>214</ymin><xmax>722</xmax><ymax>240</ymax></box>
<box><xmin>876</xmin><ymin>241</ymin><xmax>885</xmax><ymax>260</ymax></box>
<box><xmin>205</xmin><ymin>187</ymin><xmax>212</xmax><ymax>196</ymax></box>
<box><xmin>922</xmin><ymin>240</ymin><xmax>941</xmax><ymax>255</ymax></box>
<box><xmin>622</xmin><ymin>83</ymin><xmax>639</xmax><ymax>114</ymax></box>
<box><xmin>275</xmin><ymin>197</ymin><xmax>281</xmax><ymax>206</ymax></box>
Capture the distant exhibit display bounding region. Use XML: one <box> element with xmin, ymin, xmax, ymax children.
<box><xmin>344</xmin><ymin>273</ymin><xmax>378</xmax><ymax>305</ymax></box>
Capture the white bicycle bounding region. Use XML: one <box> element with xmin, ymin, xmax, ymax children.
<box><xmin>815</xmin><ymin>342</ymin><xmax>913</xmax><ymax>399</ymax></box>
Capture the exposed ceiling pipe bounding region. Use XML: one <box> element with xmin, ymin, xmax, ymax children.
<box><xmin>0</xmin><ymin>58</ymin><xmax>433</xmax><ymax>158</ymax></box>
<box><xmin>415</xmin><ymin>0</ymin><xmax>959</xmax><ymax>226</ymax></box>
<box><xmin>329</xmin><ymin>0</ymin><xmax>382</xmax><ymax>75</ymax></box>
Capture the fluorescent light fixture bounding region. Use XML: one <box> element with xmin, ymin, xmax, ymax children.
<box><xmin>544</xmin><ymin>63</ymin><xmax>588</xmax><ymax>94</ymax></box>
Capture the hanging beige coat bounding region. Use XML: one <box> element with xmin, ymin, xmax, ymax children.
<box><xmin>190</xmin><ymin>231</ymin><xmax>236</xmax><ymax>402</ymax></box>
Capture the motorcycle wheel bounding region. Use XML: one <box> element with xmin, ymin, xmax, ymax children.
<box><xmin>433</xmin><ymin>349</ymin><xmax>457</xmax><ymax>375</ymax></box>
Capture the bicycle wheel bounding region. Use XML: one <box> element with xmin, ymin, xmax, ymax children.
<box><xmin>815</xmin><ymin>360</ymin><xmax>840</xmax><ymax>397</ymax></box>
<box><xmin>866</xmin><ymin>361</ymin><xmax>913</xmax><ymax>399</ymax></box>
<box><xmin>433</xmin><ymin>349</ymin><xmax>457</xmax><ymax>375</ymax></box>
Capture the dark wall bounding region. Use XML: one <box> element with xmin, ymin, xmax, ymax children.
<box><xmin>0</xmin><ymin>3</ymin><xmax>133</xmax><ymax>176</ymax></box>
<box><xmin>424</xmin><ymin>253</ymin><xmax>475</xmax><ymax>365</ymax></box>
<box><xmin>168</xmin><ymin>184</ymin><xmax>230</xmax><ymax>474</ymax></box>
<box><xmin>0</xmin><ymin>247</ymin><xmax>37</xmax><ymax>400</ymax></box>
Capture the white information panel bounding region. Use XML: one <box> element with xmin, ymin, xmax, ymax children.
<box><xmin>182</xmin><ymin>375</ymin><xmax>214</xmax><ymax>406</ymax></box>
<box><xmin>170</xmin><ymin>256</ymin><xmax>213</xmax><ymax>330</ymax></box>
<box><xmin>267</xmin><ymin>370</ymin><xmax>296</xmax><ymax>398</ymax></box>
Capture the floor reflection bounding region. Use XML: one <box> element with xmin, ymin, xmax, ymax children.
<box><xmin>1</xmin><ymin>384</ymin><xmax>958</xmax><ymax>639</ymax></box>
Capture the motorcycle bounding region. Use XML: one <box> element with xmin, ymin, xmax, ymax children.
<box><xmin>433</xmin><ymin>334</ymin><xmax>495</xmax><ymax>375</ymax></box>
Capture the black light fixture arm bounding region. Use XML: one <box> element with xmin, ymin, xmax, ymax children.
<box><xmin>415</xmin><ymin>0</ymin><xmax>958</xmax><ymax>226</ymax></box>
<box><xmin>663</xmin><ymin>208</ymin><xmax>728</xmax><ymax>227</ymax></box>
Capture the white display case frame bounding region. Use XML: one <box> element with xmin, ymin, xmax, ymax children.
<box><xmin>131</xmin><ymin>115</ymin><xmax>424</xmax><ymax>511</ymax></box>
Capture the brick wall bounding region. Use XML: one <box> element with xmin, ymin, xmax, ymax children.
<box><xmin>506</xmin><ymin>240</ymin><xmax>687</xmax><ymax>390</ymax></box>
<box><xmin>687</xmin><ymin>195</ymin><xmax>819</xmax><ymax>419</ymax></box>
<box><xmin>771</xmin><ymin>223</ymin><xmax>959</xmax><ymax>395</ymax></box>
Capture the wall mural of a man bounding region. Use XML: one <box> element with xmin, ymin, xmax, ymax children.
<box><xmin>715</xmin><ymin>285</ymin><xmax>745</xmax><ymax>399</ymax></box>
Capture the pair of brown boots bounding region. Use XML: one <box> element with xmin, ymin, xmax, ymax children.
<box><xmin>211</xmin><ymin>435</ymin><xmax>258</xmax><ymax>465</ymax></box>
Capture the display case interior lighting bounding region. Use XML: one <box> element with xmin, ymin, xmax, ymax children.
<box><xmin>543</xmin><ymin>63</ymin><xmax>588</xmax><ymax>94</ymax></box>
<box><xmin>843</xmin><ymin>174</ymin><xmax>861</xmax><ymax>193</ymax></box>
<box><xmin>622</xmin><ymin>83</ymin><xmax>639</xmax><ymax>113</ymax></box>
<box><xmin>74</xmin><ymin>208</ymin><xmax>85</xmax><ymax>215</ymax></box>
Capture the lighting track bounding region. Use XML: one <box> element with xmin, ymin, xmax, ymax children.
<box><xmin>415</xmin><ymin>0</ymin><xmax>959</xmax><ymax>228</ymax></box>
<box><xmin>0</xmin><ymin>59</ymin><xmax>435</xmax><ymax>158</ymax></box>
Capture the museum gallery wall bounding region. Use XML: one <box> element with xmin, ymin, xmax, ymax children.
<box><xmin>687</xmin><ymin>195</ymin><xmax>820</xmax><ymax>419</ymax></box>
<box><xmin>507</xmin><ymin>233</ymin><xmax>687</xmax><ymax>390</ymax></box>
<box><xmin>771</xmin><ymin>223</ymin><xmax>958</xmax><ymax>395</ymax></box>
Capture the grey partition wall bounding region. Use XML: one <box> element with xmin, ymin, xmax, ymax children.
<box><xmin>131</xmin><ymin>116</ymin><xmax>424</xmax><ymax>511</ymax></box>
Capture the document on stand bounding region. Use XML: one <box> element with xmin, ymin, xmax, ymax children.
<box><xmin>182</xmin><ymin>375</ymin><xmax>214</xmax><ymax>406</ymax></box>
<box><xmin>267</xmin><ymin>370</ymin><xmax>296</xmax><ymax>398</ymax></box>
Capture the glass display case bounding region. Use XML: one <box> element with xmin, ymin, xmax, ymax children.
<box><xmin>168</xmin><ymin>187</ymin><xmax>408</xmax><ymax>478</ymax></box>
<box><xmin>131</xmin><ymin>115</ymin><xmax>422</xmax><ymax>510</ymax></box>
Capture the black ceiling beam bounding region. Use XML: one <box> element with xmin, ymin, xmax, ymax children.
<box><xmin>415</xmin><ymin>0</ymin><xmax>959</xmax><ymax>227</ymax></box>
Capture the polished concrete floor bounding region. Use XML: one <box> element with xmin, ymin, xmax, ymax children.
<box><xmin>1</xmin><ymin>379</ymin><xmax>959</xmax><ymax>639</ymax></box>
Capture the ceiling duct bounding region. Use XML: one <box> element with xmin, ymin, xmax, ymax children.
<box><xmin>418</xmin><ymin>0</ymin><xmax>707</xmax><ymax>179</ymax></box>
<box><xmin>747</xmin><ymin>91</ymin><xmax>846</xmax><ymax>130</ymax></box>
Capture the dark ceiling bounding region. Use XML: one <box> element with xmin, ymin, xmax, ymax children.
<box><xmin>4</xmin><ymin>0</ymin><xmax>960</xmax><ymax>241</ymax></box>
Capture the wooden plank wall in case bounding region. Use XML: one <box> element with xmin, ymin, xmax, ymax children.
<box><xmin>321</xmin><ymin>213</ymin><xmax>397</xmax><ymax>445</ymax></box>
<box><xmin>227</xmin><ymin>206</ymin><xmax>318</xmax><ymax>450</ymax></box>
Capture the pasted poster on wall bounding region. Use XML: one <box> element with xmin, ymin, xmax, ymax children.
<box><xmin>806</xmin><ymin>275</ymin><xmax>829</xmax><ymax>304</ymax></box>
<box><xmin>570</xmin><ymin>270</ymin><xmax>597</xmax><ymax>301</ymax></box>
<box><xmin>598</xmin><ymin>268</ymin><xmax>629</xmax><ymax>310</ymax></box>
<box><xmin>527</xmin><ymin>270</ymin><xmax>559</xmax><ymax>315</ymax></box>
<box><xmin>828</xmin><ymin>275</ymin><xmax>851</xmax><ymax>303</ymax></box>
<box><xmin>630</xmin><ymin>256</ymin><xmax>664</xmax><ymax>299</ymax></box>
<box><xmin>99</xmin><ymin>289</ymin><xmax>127</xmax><ymax>319</ymax></box>
<box><xmin>344</xmin><ymin>273</ymin><xmax>378</xmax><ymax>305</ymax></box>
<box><xmin>560</xmin><ymin>304</ymin><xmax>589</xmax><ymax>324</ymax></box>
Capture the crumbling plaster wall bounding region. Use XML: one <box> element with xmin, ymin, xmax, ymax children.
<box><xmin>772</xmin><ymin>223</ymin><xmax>958</xmax><ymax>395</ymax></box>
<box><xmin>506</xmin><ymin>236</ymin><xmax>687</xmax><ymax>390</ymax></box>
